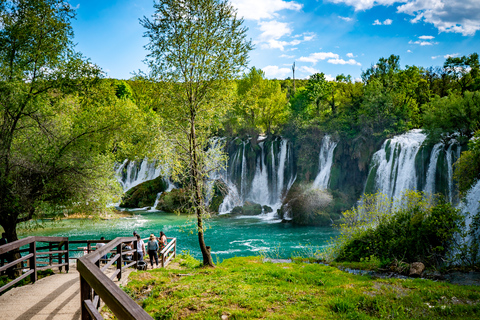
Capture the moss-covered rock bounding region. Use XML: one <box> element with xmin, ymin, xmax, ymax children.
<box><xmin>155</xmin><ymin>188</ymin><xmax>191</xmax><ymax>214</ymax></box>
<box><xmin>280</xmin><ymin>183</ymin><xmax>337</xmax><ymax>226</ymax></box>
<box><xmin>243</xmin><ymin>202</ymin><xmax>263</xmax><ymax>215</ymax></box>
<box><xmin>209</xmin><ymin>180</ymin><xmax>227</xmax><ymax>213</ymax></box>
<box><xmin>120</xmin><ymin>176</ymin><xmax>168</xmax><ymax>208</ymax></box>
<box><xmin>262</xmin><ymin>205</ymin><xmax>273</xmax><ymax>213</ymax></box>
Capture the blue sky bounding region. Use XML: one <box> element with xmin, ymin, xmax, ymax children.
<box><xmin>70</xmin><ymin>0</ymin><xmax>480</xmax><ymax>80</ymax></box>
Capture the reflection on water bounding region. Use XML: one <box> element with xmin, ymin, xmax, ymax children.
<box><xmin>20</xmin><ymin>211</ymin><xmax>338</xmax><ymax>261</ymax></box>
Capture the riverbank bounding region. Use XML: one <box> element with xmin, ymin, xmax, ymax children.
<box><xmin>124</xmin><ymin>255</ymin><xmax>480</xmax><ymax>319</ymax></box>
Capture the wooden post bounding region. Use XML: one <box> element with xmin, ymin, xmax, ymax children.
<box><xmin>65</xmin><ymin>241</ymin><xmax>70</xmax><ymax>273</ymax></box>
<box><xmin>29</xmin><ymin>242</ymin><xmax>37</xmax><ymax>284</ymax></box>
<box><xmin>49</xmin><ymin>242</ymin><xmax>53</xmax><ymax>266</ymax></box>
<box><xmin>174</xmin><ymin>239</ymin><xmax>176</xmax><ymax>258</ymax></box>
<box><xmin>80</xmin><ymin>275</ymin><xmax>93</xmax><ymax>320</ymax></box>
<box><xmin>87</xmin><ymin>242</ymin><xmax>91</xmax><ymax>255</ymax></box>
<box><xmin>58</xmin><ymin>242</ymin><xmax>63</xmax><ymax>273</ymax></box>
<box><xmin>116</xmin><ymin>244</ymin><xmax>122</xmax><ymax>281</ymax></box>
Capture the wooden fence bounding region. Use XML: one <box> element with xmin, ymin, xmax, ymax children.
<box><xmin>77</xmin><ymin>237</ymin><xmax>177</xmax><ymax>320</ymax></box>
<box><xmin>0</xmin><ymin>236</ymin><xmax>69</xmax><ymax>294</ymax></box>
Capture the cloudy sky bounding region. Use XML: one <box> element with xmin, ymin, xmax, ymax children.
<box><xmin>71</xmin><ymin>0</ymin><xmax>480</xmax><ymax>80</ymax></box>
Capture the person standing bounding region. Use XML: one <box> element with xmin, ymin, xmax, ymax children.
<box><xmin>136</xmin><ymin>234</ymin><xmax>146</xmax><ymax>262</ymax></box>
<box><xmin>158</xmin><ymin>231</ymin><xmax>167</xmax><ymax>252</ymax></box>
<box><xmin>147</xmin><ymin>234</ymin><xmax>159</xmax><ymax>268</ymax></box>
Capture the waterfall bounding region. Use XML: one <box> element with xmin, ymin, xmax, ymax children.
<box><xmin>219</xmin><ymin>137</ymin><xmax>295</xmax><ymax>216</ymax></box>
<box><xmin>248</xmin><ymin>142</ymin><xmax>270</xmax><ymax>205</ymax></box>
<box><xmin>461</xmin><ymin>180</ymin><xmax>480</xmax><ymax>228</ymax></box>
<box><xmin>312</xmin><ymin>135</ymin><xmax>337</xmax><ymax>189</ymax></box>
<box><xmin>149</xmin><ymin>192</ymin><xmax>163</xmax><ymax>212</ymax></box>
<box><xmin>276</xmin><ymin>139</ymin><xmax>288</xmax><ymax>200</ymax></box>
<box><xmin>424</xmin><ymin>143</ymin><xmax>443</xmax><ymax>195</ymax></box>
<box><xmin>115</xmin><ymin>159</ymin><xmax>163</xmax><ymax>192</ymax></box>
<box><xmin>369</xmin><ymin>129</ymin><xmax>427</xmax><ymax>201</ymax></box>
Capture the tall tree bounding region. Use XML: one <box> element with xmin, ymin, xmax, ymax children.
<box><xmin>141</xmin><ymin>0</ymin><xmax>252</xmax><ymax>267</ymax></box>
<box><xmin>0</xmin><ymin>0</ymin><xmax>147</xmax><ymax>244</ymax></box>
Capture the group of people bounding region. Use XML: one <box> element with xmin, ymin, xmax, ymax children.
<box><xmin>115</xmin><ymin>231</ymin><xmax>167</xmax><ymax>269</ymax></box>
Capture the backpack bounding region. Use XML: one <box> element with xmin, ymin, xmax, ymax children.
<box><xmin>147</xmin><ymin>240</ymin><xmax>158</xmax><ymax>251</ymax></box>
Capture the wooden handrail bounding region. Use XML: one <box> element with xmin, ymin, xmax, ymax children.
<box><xmin>77</xmin><ymin>237</ymin><xmax>152</xmax><ymax>320</ymax></box>
<box><xmin>0</xmin><ymin>236</ymin><xmax>69</xmax><ymax>294</ymax></box>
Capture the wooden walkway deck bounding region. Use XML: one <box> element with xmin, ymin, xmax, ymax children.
<box><xmin>0</xmin><ymin>261</ymin><xmax>162</xmax><ymax>320</ymax></box>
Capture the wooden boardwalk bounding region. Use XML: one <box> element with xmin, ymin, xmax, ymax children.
<box><xmin>0</xmin><ymin>263</ymin><xmax>145</xmax><ymax>320</ymax></box>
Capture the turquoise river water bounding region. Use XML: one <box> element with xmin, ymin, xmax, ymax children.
<box><xmin>20</xmin><ymin>211</ymin><xmax>338</xmax><ymax>262</ymax></box>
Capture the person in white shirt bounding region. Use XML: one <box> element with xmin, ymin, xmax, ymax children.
<box><xmin>136</xmin><ymin>234</ymin><xmax>146</xmax><ymax>261</ymax></box>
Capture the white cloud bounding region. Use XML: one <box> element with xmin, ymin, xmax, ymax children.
<box><xmin>373</xmin><ymin>18</ymin><xmax>393</xmax><ymax>25</ymax></box>
<box><xmin>230</xmin><ymin>0</ymin><xmax>303</xmax><ymax>20</ymax></box>
<box><xmin>258</xmin><ymin>20</ymin><xmax>292</xmax><ymax>40</ymax></box>
<box><xmin>409</xmin><ymin>40</ymin><xmax>436</xmax><ymax>45</ymax></box>
<box><xmin>407</xmin><ymin>49</ymin><xmax>412</xmax><ymax>53</ymax></box>
<box><xmin>298</xmin><ymin>52</ymin><xmax>339</xmax><ymax>64</ymax></box>
<box><xmin>262</xmin><ymin>65</ymin><xmax>292</xmax><ymax>78</ymax></box>
<box><xmin>256</xmin><ymin>22</ymin><xmax>315</xmax><ymax>51</ymax></box>
<box><xmin>280</xmin><ymin>54</ymin><xmax>295</xmax><ymax>59</ymax></box>
<box><xmin>397</xmin><ymin>0</ymin><xmax>480</xmax><ymax>36</ymax></box>
<box><xmin>346</xmin><ymin>52</ymin><xmax>356</xmax><ymax>58</ymax></box>
<box><xmin>338</xmin><ymin>16</ymin><xmax>354</xmax><ymax>22</ymax></box>
<box><xmin>419</xmin><ymin>35</ymin><xmax>435</xmax><ymax>39</ymax></box>
<box><xmin>327</xmin><ymin>0</ymin><xmax>405</xmax><ymax>12</ymax></box>
<box><xmin>445</xmin><ymin>53</ymin><xmax>459</xmax><ymax>58</ymax></box>
<box><xmin>328</xmin><ymin>0</ymin><xmax>480</xmax><ymax>36</ymax></box>
<box><xmin>299</xmin><ymin>66</ymin><xmax>319</xmax><ymax>75</ymax></box>
<box><xmin>328</xmin><ymin>58</ymin><xmax>362</xmax><ymax>66</ymax></box>
<box><xmin>324</xmin><ymin>74</ymin><xmax>335</xmax><ymax>81</ymax></box>
<box><xmin>432</xmin><ymin>53</ymin><xmax>459</xmax><ymax>60</ymax></box>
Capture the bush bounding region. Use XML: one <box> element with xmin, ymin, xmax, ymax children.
<box><xmin>329</xmin><ymin>191</ymin><xmax>462</xmax><ymax>267</ymax></box>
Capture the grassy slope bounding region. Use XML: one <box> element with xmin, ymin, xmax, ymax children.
<box><xmin>124</xmin><ymin>256</ymin><xmax>480</xmax><ymax>320</ymax></box>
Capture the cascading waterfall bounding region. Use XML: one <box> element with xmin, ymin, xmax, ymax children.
<box><xmin>115</xmin><ymin>159</ymin><xmax>163</xmax><ymax>192</ymax></box>
<box><xmin>461</xmin><ymin>180</ymin><xmax>480</xmax><ymax>230</ymax></box>
<box><xmin>424</xmin><ymin>142</ymin><xmax>443</xmax><ymax>195</ymax></box>
<box><xmin>312</xmin><ymin>135</ymin><xmax>337</xmax><ymax>190</ymax></box>
<box><xmin>369</xmin><ymin>129</ymin><xmax>427</xmax><ymax>201</ymax></box>
<box><xmin>219</xmin><ymin>137</ymin><xmax>295</xmax><ymax>215</ymax></box>
<box><xmin>248</xmin><ymin>142</ymin><xmax>270</xmax><ymax>205</ymax></box>
<box><xmin>276</xmin><ymin>139</ymin><xmax>288</xmax><ymax>200</ymax></box>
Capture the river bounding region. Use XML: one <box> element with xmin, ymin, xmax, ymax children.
<box><xmin>20</xmin><ymin>210</ymin><xmax>338</xmax><ymax>262</ymax></box>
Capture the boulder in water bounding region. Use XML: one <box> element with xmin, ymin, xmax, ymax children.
<box><xmin>120</xmin><ymin>176</ymin><xmax>168</xmax><ymax>208</ymax></box>
<box><xmin>243</xmin><ymin>202</ymin><xmax>262</xmax><ymax>215</ymax></box>
<box><xmin>155</xmin><ymin>188</ymin><xmax>190</xmax><ymax>213</ymax></box>
<box><xmin>262</xmin><ymin>205</ymin><xmax>273</xmax><ymax>213</ymax></box>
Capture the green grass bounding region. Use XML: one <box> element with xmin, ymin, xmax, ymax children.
<box><xmin>123</xmin><ymin>255</ymin><xmax>480</xmax><ymax>319</ymax></box>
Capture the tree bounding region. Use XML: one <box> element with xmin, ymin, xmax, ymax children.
<box><xmin>0</xmin><ymin>0</ymin><xmax>148</xmax><ymax>245</ymax></box>
<box><xmin>235</xmin><ymin>67</ymin><xmax>289</xmax><ymax>134</ymax></box>
<box><xmin>454</xmin><ymin>130</ymin><xmax>480</xmax><ymax>197</ymax></box>
<box><xmin>305</xmin><ymin>72</ymin><xmax>332</xmax><ymax>117</ymax></box>
<box><xmin>141</xmin><ymin>0</ymin><xmax>252</xmax><ymax>267</ymax></box>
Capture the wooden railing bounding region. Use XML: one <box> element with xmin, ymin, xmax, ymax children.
<box><xmin>77</xmin><ymin>237</ymin><xmax>177</xmax><ymax>320</ymax></box>
<box><xmin>0</xmin><ymin>236</ymin><xmax>69</xmax><ymax>294</ymax></box>
<box><xmin>160</xmin><ymin>237</ymin><xmax>177</xmax><ymax>268</ymax></box>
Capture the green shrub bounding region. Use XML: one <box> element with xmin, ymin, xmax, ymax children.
<box><xmin>330</xmin><ymin>191</ymin><xmax>462</xmax><ymax>267</ymax></box>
